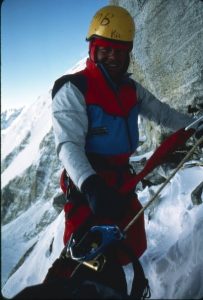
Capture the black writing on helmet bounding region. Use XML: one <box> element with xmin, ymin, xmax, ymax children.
<box><xmin>100</xmin><ymin>13</ymin><xmax>114</xmax><ymax>26</ymax></box>
<box><xmin>101</xmin><ymin>17</ymin><xmax>110</xmax><ymax>26</ymax></box>
<box><xmin>111</xmin><ymin>30</ymin><xmax>120</xmax><ymax>39</ymax></box>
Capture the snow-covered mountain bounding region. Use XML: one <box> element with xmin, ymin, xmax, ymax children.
<box><xmin>1</xmin><ymin>58</ymin><xmax>87</xmax><ymax>225</ymax></box>
<box><xmin>1</xmin><ymin>108</ymin><xmax>24</xmax><ymax>130</ymax></box>
<box><xmin>1</xmin><ymin>57</ymin><xmax>203</xmax><ymax>299</ymax></box>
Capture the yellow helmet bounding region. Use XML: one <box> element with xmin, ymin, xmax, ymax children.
<box><xmin>86</xmin><ymin>5</ymin><xmax>135</xmax><ymax>42</ymax></box>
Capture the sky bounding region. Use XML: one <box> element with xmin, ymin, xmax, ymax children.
<box><xmin>1</xmin><ymin>0</ymin><xmax>108</xmax><ymax>111</ymax></box>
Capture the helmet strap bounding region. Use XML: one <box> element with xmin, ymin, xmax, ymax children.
<box><xmin>89</xmin><ymin>39</ymin><xmax>97</xmax><ymax>62</ymax></box>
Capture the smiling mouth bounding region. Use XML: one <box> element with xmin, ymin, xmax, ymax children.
<box><xmin>109</xmin><ymin>62</ymin><xmax>119</xmax><ymax>66</ymax></box>
<box><xmin>105</xmin><ymin>63</ymin><xmax>121</xmax><ymax>70</ymax></box>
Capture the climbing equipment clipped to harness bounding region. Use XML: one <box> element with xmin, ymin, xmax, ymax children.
<box><xmin>64</xmin><ymin>225</ymin><xmax>151</xmax><ymax>298</ymax></box>
<box><xmin>61</xmin><ymin>224</ymin><xmax>151</xmax><ymax>299</ymax></box>
<box><xmin>69</xmin><ymin>225</ymin><xmax>125</xmax><ymax>262</ymax></box>
<box><xmin>59</xmin><ymin>225</ymin><xmax>125</xmax><ymax>272</ymax></box>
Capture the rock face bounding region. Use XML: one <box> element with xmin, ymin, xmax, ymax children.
<box><xmin>111</xmin><ymin>0</ymin><xmax>203</xmax><ymax>149</ymax></box>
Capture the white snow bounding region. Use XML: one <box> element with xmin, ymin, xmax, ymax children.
<box><xmin>137</xmin><ymin>165</ymin><xmax>203</xmax><ymax>299</ymax></box>
<box><xmin>2</xmin><ymin>208</ymin><xmax>64</xmax><ymax>296</ymax></box>
<box><xmin>1</xmin><ymin>94</ymin><xmax>52</xmax><ymax>187</ymax></box>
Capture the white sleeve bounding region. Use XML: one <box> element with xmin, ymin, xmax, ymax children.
<box><xmin>52</xmin><ymin>81</ymin><xmax>96</xmax><ymax>189</ymax></box>
<box><xmin>136</xmin><ymin>82</ymin><xmax>193</xmax><ymax>130</ymax></box>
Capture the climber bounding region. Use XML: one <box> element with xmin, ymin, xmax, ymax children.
<box><xmin>47</xmin><ymin>4</ymin><xmax>201</xmax><ymax>298</ymax></box>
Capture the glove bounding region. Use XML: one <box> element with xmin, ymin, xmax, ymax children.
<box><xmin>195</xmin><ymin>121</ymin><xmax>203</xmax><ymax>139</ymax></box>
<box><xmin>81</xmin><ymin>175</ymin><xmax>128</xmax><ymax>220</ymax></box>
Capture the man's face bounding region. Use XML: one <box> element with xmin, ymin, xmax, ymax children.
<box><xmin>96</xmin><ymin>46</ymin><xmax>129</xmax><ymax>83</ymax></box>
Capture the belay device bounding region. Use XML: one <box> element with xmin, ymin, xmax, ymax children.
<box><xmin>67</xmin><ymin>225</ymin><xmax>125</xmax><ymax>271</ymax></box>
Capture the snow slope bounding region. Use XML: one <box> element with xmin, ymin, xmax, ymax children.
<box><xmin>1</xmin><ymin>108</ymin><xmax>23</xmax><ymax>130</ymax></box>
<box><xmin>138</xmin><ymin>165</ymin><xmax>203</xmax><ymax>299</ymax></box>
<box><xmin>1</xmin><ymin>57</ymin><xmax>87</xmax><ymax>188</ymax></box>
<box><xmin>2</xmin><ymin>162</ymin><xmax>203</xmax><ymax>299</ymax></box>
<box><xmin>1</xmin><ymin>93</ymin><xmax>52</xmax><ymax>187</ymax></box>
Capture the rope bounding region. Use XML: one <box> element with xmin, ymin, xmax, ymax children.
<box><xmin>123</xmin><ymin>135</ymin><xmax>203</xmax><ymax>233</ymax></box>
